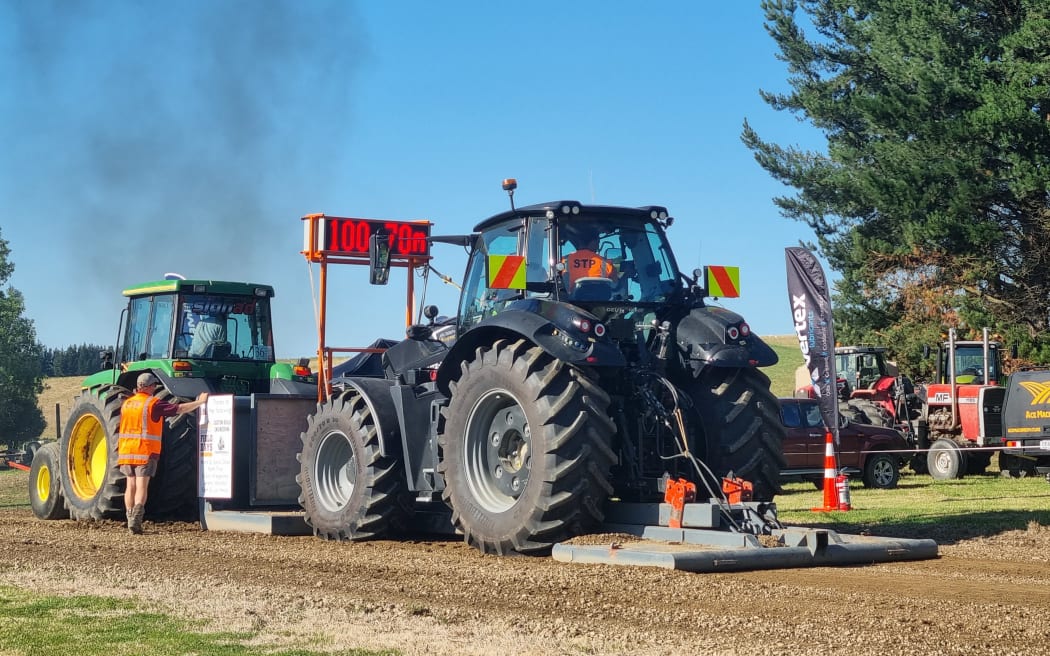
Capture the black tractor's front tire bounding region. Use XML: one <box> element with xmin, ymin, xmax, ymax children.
<box><xmin>438</xmin><ymin>339</ymin><xmax>616</xmax><ymax>555</ymax></box>
<box><xmin>297</xmin><ymin>391</ymin><xmax>406</xmax><ymax>541</ymax></box>
<box><xmin>29</xmin><ymin>442</ymin><xmax>69</xmax><ymax>520</ymax></box>
<box><xmin>688</xmin><ymin>367</ymin><xmax>786</xmax><ymax>501</ymax></box>
<box><xmin>60</xmin><ymin>386</ymin><xmax>127</xmax><ymax>520</ymax></box>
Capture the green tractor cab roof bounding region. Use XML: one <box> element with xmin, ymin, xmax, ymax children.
<box><xmin>122</xmin><ymin>279</ymin><xmax>275</xmax><ymax>298</ymax></box>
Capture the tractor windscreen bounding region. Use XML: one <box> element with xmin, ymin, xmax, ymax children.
<box><xmin>177</xmin><ymin>294</ymin><xmax>275</xmax><ymax>362</ymax></box>
<box><xmin>950</xmin><ymin>345</ymin><xmax>1000</xmax><ymax>384</ymax></box>
<box><xmin>556</xmin><ymin>219</ymin><xmax>677</xmax><ymax>303</ymax></box>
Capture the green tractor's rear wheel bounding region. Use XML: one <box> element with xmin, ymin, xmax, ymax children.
<box><xmin>146</xmin><ymin>388</ymin><xmax>199</xmax><ymax>520</ymax></box>
<box><xmin>438</xmin><ymin>339</ymin><xmax>616</xmax><ymax>556</ymax></box>
<box><xmin>297</xmin><ymin>390</ymin><xmax>407</xmax><ymax>540</ymax></box>
<box><xmin>688</xmin><ymin>367</ymin><xmax>786</xmax><ymax>502</ymax></box>
<box><xmin>60</xmin><ymin>384</ymin><xmax>200</xmax><ymax>521</ymax></box>
<box><xmin>29</xmin><ymin>442</ymin><xmax>69</xmax><ymax>520</ymax></box>
<box><xmin>60</xmin><ymin>386</ymin><xmax>127</xmax><ymax>520</ymax></box>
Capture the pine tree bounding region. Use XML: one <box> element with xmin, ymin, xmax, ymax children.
<box><xmin>743</xmin><ymin>0</ymin><xmax>1050</xmax><ymax>369</ymax></box>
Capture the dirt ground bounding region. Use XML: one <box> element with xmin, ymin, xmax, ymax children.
<box><xmin>3</xmin><ymin>473</ymin><xmax>1049</xmax><ymax>656</ymax></box>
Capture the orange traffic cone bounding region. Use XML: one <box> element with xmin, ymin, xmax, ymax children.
<box><xmin>812</xmin><ymin>431</ymin><xmax>841</xmax><ymax>512</ymax></box>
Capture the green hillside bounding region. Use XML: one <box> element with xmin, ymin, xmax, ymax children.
<box><xmin>762</xmin><ymin>335</ymin><xmax>804</xmax><ymax>398</ymax></box>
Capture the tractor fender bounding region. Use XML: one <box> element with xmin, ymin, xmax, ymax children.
<box><xmin>675</xmin><ymin>306</ymin><xmax>778</xmax><ymax>370</ymax></box>
<box><xmin>435</xmin><ymin>304</ymin><xmax>625</xmax><ymax>395</ymax></box>
<box><xmin>332</xmin><ymin>377</ymin><xmax>402</xmax><ymax>459</ymax></box>
<box><xmin>89</xmin><ymin>368</ymin><xmax>209</xmax><ymax>400</ymax></box>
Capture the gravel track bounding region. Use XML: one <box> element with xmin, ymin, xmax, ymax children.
<box><xmin>4</xmin><ymin>490</ymin><xmax>1050</xmax><ymax>656</ymax></box>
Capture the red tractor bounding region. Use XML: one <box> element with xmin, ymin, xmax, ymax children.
<box><xmin>794</xmin><ymin>345</ymin><xmax>916</xmax><ymax>430</ymax></box>
<box><xmin>918</xmin><ymin>328</ymin><xmax>1008</xmax><ymax>478</ymax></box>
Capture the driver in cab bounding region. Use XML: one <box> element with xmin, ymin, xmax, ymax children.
<box><xmin>564</xmin><ymin>232</ymin><xmax>619</xmax><ymax>289</ymax></box>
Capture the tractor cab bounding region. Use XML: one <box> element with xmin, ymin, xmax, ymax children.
<box><xmin>935</xmin><ymin>340</ymin><xmax>1005</xmax><ymax>386</ymax></box>
<box><xmin>456</xmin><ymin>201</ymin><xmax>683</xmax><ymax>334</ymax></box>
<box><xmin>87</xmin><ymin>278</ymin><xmax>315</xmax><ymax>396</ymax></box>
<box><xmin>835</xmin><ymin>346</ymin><xmax>898</xmax><ymax>393</ymax></box>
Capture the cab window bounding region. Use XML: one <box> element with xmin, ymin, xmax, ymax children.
<box><xmin>458</xmin><ymin>222</ymin><xmax>521</xmax><ymax>332</ymax></box>
<box><xmin>145</xmin><ymin>294</ymin><xmax>175</xmax><ymax>359</ymax></box>
<box><xmin>123</xmin><ymin>297</ymin><xmax>151</xmax><ymax>361</ymax></box>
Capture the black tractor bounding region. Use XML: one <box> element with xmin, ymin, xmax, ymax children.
<box><xmin>296</xmin><ymin>181</ymin><xmax>786</xmax><ymax>555</ymax></box>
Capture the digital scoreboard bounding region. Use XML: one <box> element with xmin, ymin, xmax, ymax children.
<box><xmin>322</xmin><ymin>217</ymin><xmax>430</xmax><ymax>258</ymax></box>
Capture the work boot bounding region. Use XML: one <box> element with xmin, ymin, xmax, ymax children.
<box><xmin>128</xmin><ymin>504</ymin><xmax>145</xmax><ymax>535</ymax></box>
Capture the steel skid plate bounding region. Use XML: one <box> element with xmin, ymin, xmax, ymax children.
<box><xmin>551</xmin><ymin>502</ymin><xmax>939</xmax><ymax>572</ymax></box>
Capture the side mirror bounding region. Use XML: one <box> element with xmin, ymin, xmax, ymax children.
<box><xmin>369</xmin><ymin>231</ymin><xmax>391</xmax><ymax>285</ymax></box>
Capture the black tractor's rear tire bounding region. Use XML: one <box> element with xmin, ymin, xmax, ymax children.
<box><xmin>60</xmin><ymin>386</ymin><xmax>127</xmax><ymax>520</ymax></box>
<box><xmin>297</xmin><ymin>391</ymin><xmax>406</xmax><ymax>541</ymax></box>
<box><xmin>927</xmin><ymin>439</ymin><xmax>967</xmax><ymax>480</ymax></box>
<box><xmin>688</xmin><ymin>367</ymin><xmax>786</xmax><ymax>501</ymax></box>
<box><xmin>438</xmin><ymin>339</ymin><xmax>616</xmax><ymax>555</ymax></box>
<box><xmin>29</xmin><ymin>442</ymin><xmax>69</xmax><ymax>520</ymax></box>
<box><xmin>146</xmin><ymin>388</ymin><xmax>199</xmax><ymax>520</ymax></box>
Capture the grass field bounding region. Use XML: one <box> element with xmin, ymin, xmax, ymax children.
<box><xmin>762</xmin><ymin>334</ymin><xmax>804</xmax><ymax>397</ymax></box>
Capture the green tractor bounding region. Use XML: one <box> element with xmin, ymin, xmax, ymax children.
<box><xmin>34</xmin><ymin>277</ymin><xmax>316</xmax><ymax>522</ymax></box>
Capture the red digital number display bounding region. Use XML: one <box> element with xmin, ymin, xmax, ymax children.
<box><xmin>323</xmin><ymin>218</ymin><xmax>430</xmax><ymax>257</ymax></box>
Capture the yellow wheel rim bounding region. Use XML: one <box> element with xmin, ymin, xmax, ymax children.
<box><xmin>68</xmin><ymin>413</ymin><xmax>109</xmax><ymax>501</ymax></box>
<box><xmin>35</xmin><ymin>463</ymin><xmax>52</xmax><ymax>503</ymax></box>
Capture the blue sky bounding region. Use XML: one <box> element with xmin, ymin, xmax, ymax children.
<box><xmin>1</xmin><ymin>1</ymin><xmax>827</xmax><ymax>358</ymax></box>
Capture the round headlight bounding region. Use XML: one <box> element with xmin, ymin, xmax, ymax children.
<box><xmin>740</xmin><ymin>322</ymin><xmax>751</xmax><ymax>337</ymax></box>
<box><xmin>578</xmin><ymin>319</ymin><xmax>591</xmax><ymax>333</ymax></box>
<box><xmin>727</xmin><ymin>326</ymin><xmax>740</xmax><ymax>340</ymax></box>
<box><xmin>594</xmin><ymin>323</ymin><xmax>606</xmax><ymax>337</ymax></box>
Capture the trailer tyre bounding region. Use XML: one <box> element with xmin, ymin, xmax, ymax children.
<box><xmin>862</xmin><ymin>453</ymin><xmax>900</xmax><ymax>489</ymax></box>
<box><xmin>438</xmin><ymin>339</ymin><xmax>616</xmax><ymax>556</ymax></box>
<box><xmin>927</xmin><ymin>439</ymin><xmax>967</xmax><ymax>480</ymax></box>
<box><xmin>297</xmin><ymin>390</ymin><xmax>406</xmax><ymax>541</ymax></box>
<box><xmin>29</xmin><ymin>442</ymin><xmax>69</xmax><ymax>520</ymax></box>
<box><xmin>688</xmin><ymin>367</ymin><xmax>786</xmax><ymax>501</ymax></box>
<box><xmin>60</xmin><ymin>386</ymin><xmax>127</xmax><ymax>520</ymax></box>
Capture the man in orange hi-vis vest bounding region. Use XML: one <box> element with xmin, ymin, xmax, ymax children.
<box><xmin>118</xmin><ymin>372</ymin><xmax>208</xmax><ymax>534</ymax></box>
<box><xmin>564</xmin><ymin>233</ymin><xmax>619</xmax><ymax>288</ymax></box>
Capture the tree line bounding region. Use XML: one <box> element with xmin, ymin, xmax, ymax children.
<box><xmin>40</xmin><ymin>344</ymin><xmax>110</xmax><ymax>377</ymax></box>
